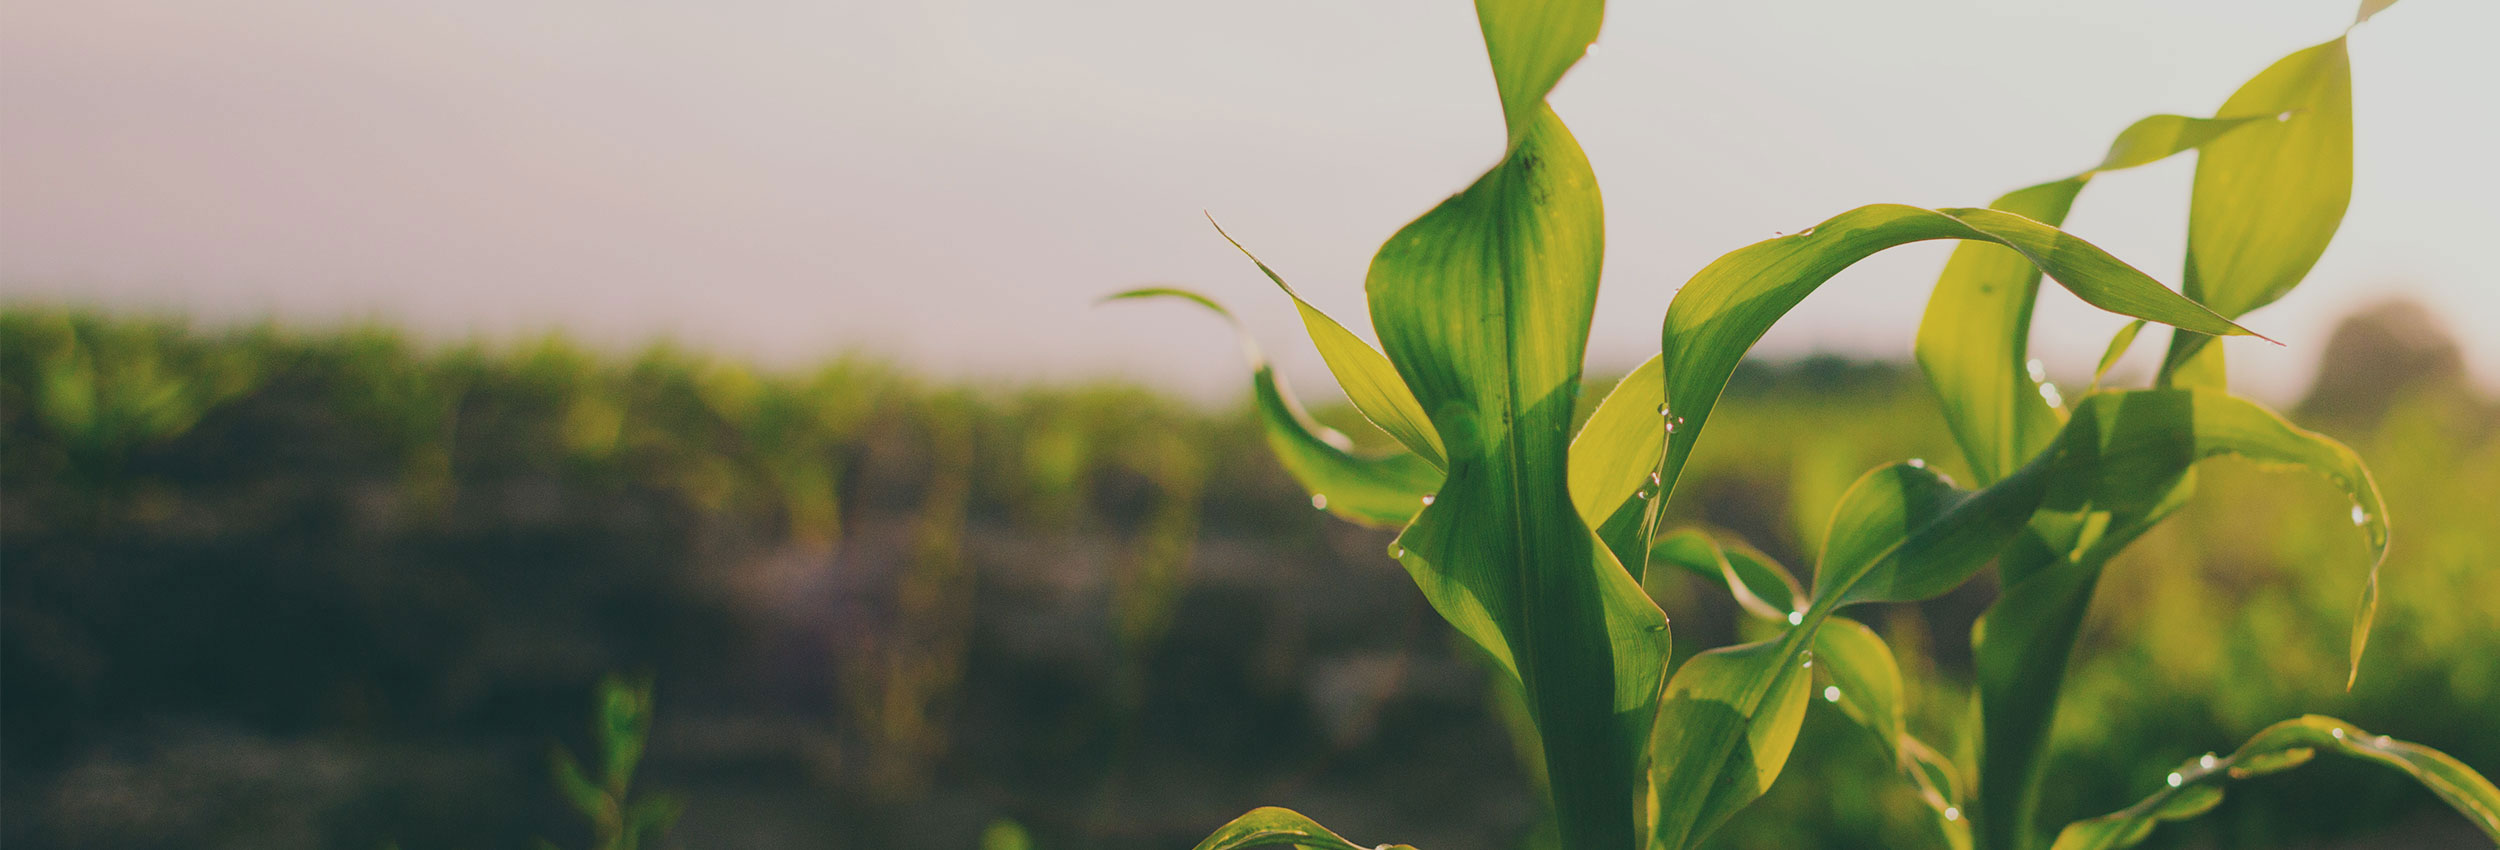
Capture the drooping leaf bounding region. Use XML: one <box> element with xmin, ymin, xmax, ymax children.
<box><xmin>1647</xmin><ymin>527</ymin><xmax>1801</xmax><ymax>622</ymax></box>
<box><xmin>1189</xmin><ymin>807</ymin><xmax>1419</xmax><ymax>850</ymax></box>
<box><xmin>1974</xmin><ymin>388</ymin><xmax>2389</xmax><ymax>848</ymax></box>
<box><xmin>2160</xmin><ymin>38</ymin><xmax>2354</xmax><ymax>384</ymax></box>
<box><xmin>1916</xmin><ymin>114</ymin><xmax>2268</xmax><ymax>485</ymax></box>
<box><xmin>1657</xmin><ymin>204</ymin><xmax>2257</xmax><ymax>516</ymax></box>
<box><xmin>1367</xmin><ymin>105</ymin><xmax>1668</xmax><ymax>850</ymax></box>
<box><xmin>1653</xmin><ymin>455</ymin><xmax>2057</xmax><ymax>849</ymax></box>
<box><xmin>1209</xmin><ymin>217</ymin><xmax>1446</xmax><ymax>468</ymax></box>
<box><xmin>2050</xmin><ymin>716</ymin><xmax>2500</xmax><ymax>850</ymax></box>
<box><xmin>1103</xmin><ymin>288</ymin><xmax>1439</xmax><ymax>527</ymax></box>
<box><xmin>1813</xmin><ymin>618</ymin><xmax>1973</xmax><ymax>850</ymax></box>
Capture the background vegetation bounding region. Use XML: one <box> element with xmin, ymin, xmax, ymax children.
<box><xmin>4</xmin><ymin>304</ymin><xmax>2492</xmax><ymax>848</ymax></box>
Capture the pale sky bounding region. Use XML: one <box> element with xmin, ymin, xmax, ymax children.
<box><xmin>3</xmin><ymin>0</ymin><xmax>2493</xmax><ymax>403</ymax></box>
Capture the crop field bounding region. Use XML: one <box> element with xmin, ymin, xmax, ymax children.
<box><xmin>3</xmin><ymin>307</ymin><xmax>2492</xmax><ymax>848</ymax></box>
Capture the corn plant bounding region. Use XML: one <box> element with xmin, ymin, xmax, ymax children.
<box><xmin>1114</xmin><ymin>1</ymin><xmax>2498</xmax><ymax>848</ymax></box>
<box><xmin>543</xmin><ymin>674</ymin><xmax>680</xmax><ymax>850</ymax></box>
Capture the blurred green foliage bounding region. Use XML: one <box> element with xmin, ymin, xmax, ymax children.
<box><xmin>1</xmin><ymin>308</ymin><xmax>2490</xmax><ymax>848</ymax></box>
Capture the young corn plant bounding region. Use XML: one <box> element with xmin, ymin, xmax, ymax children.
<box><xmin>1115</xmin><ymin>1</ymin><xmax>2499</xmax><ymax>848</ymax></box>
<box><xmin>542</xmin><ymin>674</ymin><xmax>680</xmax><ymax>850</ymax></box>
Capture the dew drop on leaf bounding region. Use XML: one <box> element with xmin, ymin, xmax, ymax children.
<box><xmin>2199</xmin><ymin>753</ymin><xmax>2218</xmax><ymax>770</ymax></box>
<box><xmin>1787</xmin><ymin>611</ymin><xmax>1805</xmax><ymax>626</ymax></box>
<box><xmin>1943</xmin><ymin>807</ymin><xmax>1961</xmax><ymax>821</ymax></box>
<box><xmin>1907</xmin><ymin>458</ymin><xmax>1926</xmax><ymax>469</ymax></box>
<box><xmin>2026</xmin><ymin>358</ymin><xmax>2048</xmax><ymax>382</ymax></box>
<box><xmin>1420</xmin><ymin>494</ymin><xmax>1435</xmax><ymax>506</ymax></box>
<box><xmin>2166</xmin><ymin>772</ymin><xmax>2184</xmax><ymax>788</ymax></box>
<box><xmin>1310</xmin><ymin>493</ymin><xmax>1328</xmax><ymax>511</ymax></box>
<box><xmin>1823</xmin><ymin>686</ymin><xmax>1841</xmax><ymax>703</ymax></box>
<box><xmin>2351</xmin><ymin>504</ymin><xmax>2368</xmax><ymax>526</ymax></box>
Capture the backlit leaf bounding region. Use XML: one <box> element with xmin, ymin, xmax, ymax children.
<box><xmin>1367</xmin><ymin>105</ymin><xmax>1668</xmax><ymax>850</ymax></box>
<box><xmin>1104</xmin><ymin>288</ymin><xmax>1439</xmax><ymax>527</ymax></box>
<box><xmin>1190</xmin><ymin>807</ymin><xmax>1419</xmax><ymax>850</ymax></box>
<box><xmin>2050</xmin><ymin>716</ymin><xmax>2500</xmax><ymax>850</ymax></box>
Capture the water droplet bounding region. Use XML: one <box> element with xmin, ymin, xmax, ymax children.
<box><xmin>2198</xmin><ymin>753</ymin><xmax>2218</xmax><ymax>770</ymax></box>
<box><xmin>1772</xmin><ymin>231</ymin><xmax>1784</xmax><ymax>237</ymax></box>
<box><xmin>2375</xmin><ymin>735</ymin><xmax>2393</xmax><ymax>747</ymax></box>
<box><xmin>2275</xmin><ymin>110</ymin><xmax>2294</xmax><ymax>122</ymax></box>
<box><xmin>1649</xmin><ymin>472</ymin><xmax>1662</xmax><ymax>486</ymax></box>
<box><xmin>2166</xmin><ymin>772</ymin><xmax>2183</xmax><ymax>788</ymax></box>
<box><xmin>1943</xmin><ymin>807</ymin><xmax>1961</xmax><ymax>822</ymax></box>
<box><xmin>1823</xmin><ymin>686</ymin><xmax>1842</xmax><ymax>703</ymax></box>
<box><xmin>2351</xmin><ymin>504</ymin><xmax>2368</xmax><ymax>526</ymax></box>
<box><xmin>1787</xmin><ymin>611</ymin><xmax>1805</xmax><ymax>626</ymax></box>
<box><xmin>2039</xmin><ymin>381</ymin><xmax>2065</xmax><ymax>408</ymax></box>
<box><xmin>2026</xmin><ymin>358</ymin><xmax>2048</xmax><ymax>382</ymax></box>
<box><xmin>1583</xmin><ymin>42</ymin><xmax>1601</xmax><ymax>57</ymax></box>
<box><xmin>1657</xmin><ymin>402</ymin><xmax>1671</xmax><ymax>416</ymax></box>
<box><xmin>1420</xmin><ymin>494</ymin><xmax>1436</xmax><ymax>506</ymax></box>
<box><xmin>1796</xmin><ymin>226</ymin><xmax>1816</xmax><ymax>237</ymax></box>
<box><xmin>1310</xmin><ymin>493</ymin><xmax>1329</xmax><ymax>510</ymax></box>
<box><xmin>1907</xmin><ymin>458</ymin><xmax>1927</xmax><ymax>469</ymax></box>
<box><xmin>1635</xmin><ymin>489</ymin><xmax>1652</xmax><ymax>500</ymax></box>
<box><xmin>2331</xmin><ymin>727</ymin><xmax>2346</xmax><ymax>740</ymax></box>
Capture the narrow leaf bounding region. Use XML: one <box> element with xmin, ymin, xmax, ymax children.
<box><xmin>1190</xmin><ymin>807</ymin><xmax>1419</xmax><ymax>850</ymax></box>
<box><xmin>2051</xmin><ymin>716</ymin><xmax>2500</xmax><ymax>850</ymax></box>
<box><xmin>1210</xmin><ymin>217</ymin><xmax>1447</xmax><ymax>468</ymax></box>
<box><xmin>1105</xmin><ymin>288</ymin><xmax>1440</xmax><ymax>527</ymax></box>
<box><xmin>1918</xmin><ymin>114</ymin><xmax>2267</xmax><ymax>485</ymax></box>
<box><xmin>1660</xmin><ymin>204</ymin><xmax>2255</xmax><ymax>515</ymax></box>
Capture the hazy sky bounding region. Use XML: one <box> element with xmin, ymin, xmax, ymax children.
<box><xmin>4</xmin><ymin>0</ymin><xmax>2493</xmax><ymax>402</ymax></box>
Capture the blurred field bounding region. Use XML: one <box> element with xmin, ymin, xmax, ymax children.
<box><xmin>3</xmin><ymin>305</ymin><xmax>2493</xmax><ymax>849</ymax></box>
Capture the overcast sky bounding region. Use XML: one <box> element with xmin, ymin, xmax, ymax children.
<box><xmin>4</xmin><ymin>0</ymin><xmax>2493</xmax><ymax>402</ymax></box>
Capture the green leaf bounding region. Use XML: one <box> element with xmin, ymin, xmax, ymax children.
<box><xmin>2090</xmin><ymin>319</ymin><xmax>2145</xmax><ymax>391</ymax></box>
<box><xmin>1646</xmin><ymin>528</ymin><xmax>1801</xmax><ymax>622</ymax></box>
<box><xmin>1367</xmin><ymin>106</ymin><xmax>1668</xmax><ymax>850</ymax></box>
<box><xmin>1653</xmin><ymin>457</ymin><xmax>2055</xmax><ymax>849</ymax></box>
<box><xmin>1210</xmin><ymin>217</ymin><xmax>1447</xmax><ymax>468</ymax></box>
<box><xmin>1813</xmin><ymin>618</ymin><xmax>1973</xmax><ymax>850</ymax></box>
<box><xmin>2161</xmin><ymin>38</ymin><xmax>2354</xmax><ymax>383</ymax></box>
<box><xmin>1189</xmin><ymin>807</ymin><xmax>1419</xmax><ymax>850</ymax></box>
<box><xmin>1659</xmin><ymin>204</ymin><xmax>2256</xmax><ymax>515</ymax></box>
<box><xmin>1973</xmin><ymin>388</ymin><xmax>2389</xmax><ymax>848</ymax></box>
<box><xmin>1916</xmin><ymin>115</ymin><xmax>2267</xmax><ymax>485</ymax></box>
<box><xmin>1104</xmin><ymin>288</ymin><xmax>1440</xmax><ymax>527</ymax></box>
<box><xmin>2050</xmin><ymin>716</ymin><xmax>2500</xmax><ymax>850</ymax></box>
<box><xmin>1474</xmin><ymin>0</ymin><xmax>1603</xmax><ymax>148</ymax></box>
<box><xmin>1811</xmin><ymin>617</ymin><xmax>1904</xmax><ymax>751</ymax></box>
<box><xmin>1813</xmin><ymin>460</ymin><xmax>2050</xmax><ymax>609</ymax></box>
<box><xmin>1570</xmin><ymin>354</ymin><xmax>1665</xmax><ymax>573</ymax></box>
<box><xmin>1649</xmin><ymin>636</ymin><xmax>1815</xmax><ymax>849</ymax></box>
